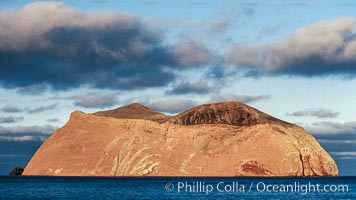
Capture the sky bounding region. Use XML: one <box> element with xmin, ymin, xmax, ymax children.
<box><xmin>0</xmin><ymin>0</ymin><xmax>355</xmax><ymax>176</ymax></box>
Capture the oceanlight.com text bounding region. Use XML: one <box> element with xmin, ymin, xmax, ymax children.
<box><xmin>165</xmin><ymin>181</ymin><xmax>349</xmax><ymax>195</ymax></box>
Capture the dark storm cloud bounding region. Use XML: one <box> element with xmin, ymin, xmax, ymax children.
<box><xmin>286</xmin><ymin>108</ymin><xmax>339</xmax><ymax>119</ymax></box>
<box><xmin>0</xmin><ymin>2</ymin><xmax>211</xmax><ymax>91</ymax></box>
<box><xmin>205</xmin><ymin>65</ymin><xmax>238</xmax><ymax>80</ymax></box>
<box><xmin>226</xmin><ymin>17</ymin><xmax>356</xmax><ymax>77</ymax></box>
<box><xmin>16</xmin><ymin>84</ymin><xmax>49</xmax><ymax>95</ymax></box>
<box><xmin>209</xmin><ymin>94</ymin><xmax>270</xmax><ymax>104</ymax></box>
<box><xmin>166</xmin><ymin>81</ymin><xmax>213</xmax><ymax>95</ymax></box>
<box><xmin>72</xmin><ymin>92</ymin><xmax>119</xmax><ymax>108</ymax></box>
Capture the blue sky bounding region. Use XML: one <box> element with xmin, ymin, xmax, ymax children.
<box><xmin>0</xmin><ymin>0</ymin><xmax>356</xmax><ymax>175</ymax></box>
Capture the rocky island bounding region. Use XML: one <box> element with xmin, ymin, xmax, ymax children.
<box><xmin>23</xmin><ymin>102</ymin><xmax>338</xmax><ymax>176</ymax></box>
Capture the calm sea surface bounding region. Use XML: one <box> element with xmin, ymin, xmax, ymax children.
<box><xmin>0</xmin><ymin>176</ymin><xmax>354</xmax><ymax>199</ymax></box>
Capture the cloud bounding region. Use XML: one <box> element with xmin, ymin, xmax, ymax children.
<box><xmin>0</xmin><ymin>124</ymin><xmax>57</xmax><ymax>141</ymax></box>
<box><xmin>72</xmin><ymin>92</ymin><xmax>119</xmax><ymax>108</ymax></box>
<box><xmin>0</xmin><ymin>117</ymin><xmax>23</xmax><ymax>124</ymax></box>
<box><xmin>27</xmin><ymin>103</ymin><xmax>58</xmax><ymax>114</ymax></box>
<box><xmin>0</xmin><ymin>2</ymin><xmax>211</xmax><ymax>91</ymax></box>
<box><xmin>209</xmin><ymin>94</ymin><xmax>270</xmax><ymax>104</ymax></box>
<box><xmin>306</xmin><ymin>121</ymin><xmax>356</xmax><ymax>135</ymax></box>
<box><xmin>307</xmin><ymin>121</ymin><xmax>356</xmax><ymax>165</ymax></box>
<box><xmin>209</xmin><ymin>17</ymin><xmax>230</xmax><ymax>33</ymax></box>
<box><xmin>144</xmin><ymin>99</ymin><xmax>197</xmax><ymax>113</ymax></box>
<box><xmin>282</xmin><ymin>2</ymin><xmax>321</xmax><ymax>9</ymax></box>
<box><xmin>0</xmin><ymin>125</ymin><xmax>56</xmax><ymax>135</ymax></box>
<box><xmin>286</xmin><ymin>108</ymin><xmax>339</xmax><ymax>118</ymax></box>
<box><xmin>226</xmin><ymin>17</ymin><xmax>356</xmax><ymax>77</ymax></box>
<box><xmin>16</xmin><ymin>84</ymin><xmax>49</xmax><ymax>95</ymax></box>
<box><xmin>330</xmin><ymin>152</ymin><xmax>356</xmax><ymax>160</ymax></box>
<box><xmin>47</xmin><ymin>118</ymin><xmax>60</xmax><ymax>122</ymax></box>
<box><xmin>208</xmin><ymin>2</ymin><xmax>255</xmax><ymax>34</ymax></box>
<box><xmin>318</xmin><ymin>139</ymin><xmax>356</xmax><ymax>144</ymax></box>
<box><xmin>257</xmin><ymin>21</ymin><xmax>289</xmax><ymax>39</ymax></box>
<box><xmin>0</xmin><ymin>136</ymin><xmax>38</xmax><ymax>142</ymax></box>
<box><xmin>166</xmin><ymin>81</ymin><xmax>213</xmax><ymax>95</ymax></box>
<box><xmin>1</xmin><ymin>104</ymin><xmax>57</xmax><ymax>114</ymax></box>
<box><xmin>330</xmin><ymin>152</ymin><xmax>356</xmax><ymax>156</ymax></box>
<box><xmin>173</xmin><ymin>40</ymin><xmax>213</xmax><ymax>67</ymax></box>
<box><xmin>0</xmin><ymin>105</ymin><xmax>23</xmax><ymax>113</ymax></box>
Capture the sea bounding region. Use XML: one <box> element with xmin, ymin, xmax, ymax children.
<box><xmin>0</xmin><ymin>176</ymin><xmax>354</xmax><ymax>199</ymax></box>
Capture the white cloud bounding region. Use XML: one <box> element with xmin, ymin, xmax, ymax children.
<box><xmin>330</xmin><ymin>152</ymin><xmax>356</xmax><ymax>156</ymax></box>
<box><xmin>226</xmin><ymin>17</ymin><xmax>356</xmax><ymax>77</ymax></box>
<box><xmin>0</xmin><ymin>125</ymin><xmax>57</xmax><ymax>141</ymax></box>
<box><xmin>72</xmin><ymin>91</ymin><xmax>119</xmax><ymax>109</ymax></box>
<box><xmin>0</xmin><ymin>1</ymin><xmax>138</xmax><ymax>51</ymax></box>
<box><xmin>0</xmin><ymin>125</ymin><xmax>57</xmax><ymax>135</ymax></box>
<box><xmin>306</xmin><ymin>121</ymin><xmax>356</xmax><ymax>135</ymax></box>
<box><xmin>286</xmin><ymin>108</ymin><xmax>339</xmax><ymax>118</ymax></box>
<box><xmin>0</xmin><ymin>136</ymin><xmax>38</xmax><ymax>142</ymax></box>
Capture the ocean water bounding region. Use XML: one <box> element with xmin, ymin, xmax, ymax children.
<box><xmin>0</xmin><ymin>176</ymin><xmax>354</xmax><ymax>199</ymax></box>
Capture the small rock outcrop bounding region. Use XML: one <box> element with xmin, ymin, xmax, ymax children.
<box><xmin>23</xmin><ymin>102</ymin><xmax>339</xmax><ymax>177</ymax></box>
<box><xmin>9</xmin><ymin>167</ymin><xmax>24</xmax><ymax>176</ymax></box>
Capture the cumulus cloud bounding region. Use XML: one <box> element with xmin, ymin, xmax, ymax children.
<box><xmin>0</xmin><ymin>1</ymin><xmax>211</xmax><ymax>91</ymax></box>
<box><xmin>72</xmin><ymin>92</ymin><xmax>119</xmax><ymax>108</ymax></box>
<box><xmin>226</xmin><ymin>17</ymin><xmax>356</xmax><ymax>77</ymax></box>
<box><xmin>286</xmin><ymin>108</ymin><xmax>339</xmax><ymax>118</ymax></box>
<box><xmin>144</xmin><ymin>99</ymin><xmax>197</xmax><ymax>113</ymax></box>
<box><xmin>209</xmin><ymin>94</ymin><xmax>270</xmax><ymax>104</ymax></box>
<box><xmin>0</xmin><ymin>117</ymin><xmax>23</xmax><ymax>124</ymax></box>
<box><xmin>166</xmin><ymin>81</ymin><xmax>213</xmax><ymax>95</ymax></box>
